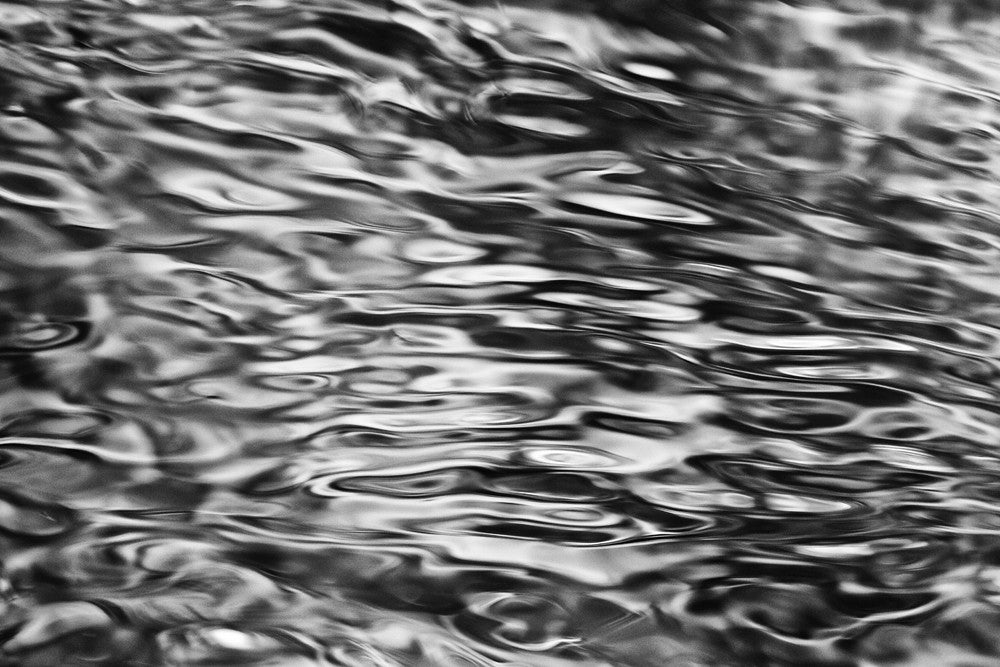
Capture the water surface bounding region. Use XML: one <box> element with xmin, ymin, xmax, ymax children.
<box><xmin>2</xmin><ymin>0</ymin><xmax>1000</xmax><ymax>665</ymax></box>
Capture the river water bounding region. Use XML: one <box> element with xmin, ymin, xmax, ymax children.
<box><xmin>1</xmin><ymin>0</ymin><xmax>1000</xmax><ymax>665</ymax></box>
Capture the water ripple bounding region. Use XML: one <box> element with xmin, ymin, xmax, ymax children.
<box><xmin>2</xmin><ymin>0</ymin><xmax>1000</xmax><ymax>664</ymax></box>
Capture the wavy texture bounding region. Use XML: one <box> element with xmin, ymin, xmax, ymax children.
<box><xmin>0</xmin><ymin>0</ymin><xmax>999</xmax><ymax>664</ymax></box>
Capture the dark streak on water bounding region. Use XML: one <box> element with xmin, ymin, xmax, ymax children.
<box><xmin>1</xmin><ymin>0</ymin><xmax>1000</xmax><ymax>664</ymax></box>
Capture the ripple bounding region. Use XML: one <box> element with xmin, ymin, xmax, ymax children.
<box><xmin>421</xmin><ymin>264</ymin><xmax>558</xmax><ymax>285</ymax></box>
<box><xmin>556</xmin><ymin>192</ymin><xmax>714</xmax><ymax>225</ymax></box>
<box><xmin>0</xmin><ymin>491</ymin><xmax>76</xmax><ymax>537</ymax></box>
<box><xmin>159</xmin><ymin>169</ymin><xmax>303</xmax><ymax>213</ymax></box>
<box><xmin>0</xmin><ymin>166</ymin><xmax>83</xmax><ymax>209</ymax></box>
<box><xmin>3</xmin><ymin>0</ymin><xmax>1000</xmax><ymax>664</ymax></box>
<box><xmin>252</xmin><ymin>373</ymin><xmax>334</xmax><ymax>392</ymax></box>
<box><xmin>319</xmin><ymin>468</ymin><xmax>479</xmax><ymax>498</ymax></box>
<box><xmin>401</xmin><ymin>238</ymin><xmax>488</xmax><ymax>264</ymax></box>
<box><xmin>157</xmin><ymin>627</ymin><xmax>319</xmax><ymax>665</ymax></box>
<box><xmin>621</xmin><ymin>62</ymin><xmax>678</xmax><ymax>82</ymax></box>
<box><xmin>515</xmin><ymin>446</ymin><xmax>627</xmax><ymax>470</ymax></box>
<box><xmin>1</xmin><ymin>321</ymin><xmax>89</xmax><ymax>351</ymax></box>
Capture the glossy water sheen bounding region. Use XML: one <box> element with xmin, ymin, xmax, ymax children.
<box><xmin>1</xmin><ymin>0</ymin><xmax>1000</xmax><ymax>665</ymax></box>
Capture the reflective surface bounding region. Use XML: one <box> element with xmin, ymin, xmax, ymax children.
<box><xmin>2</xmin><ymin>0</ymin><xmax>1000</xmax><ymax>664</ymax></box>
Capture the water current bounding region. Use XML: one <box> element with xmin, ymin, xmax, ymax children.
<box><xmin>3</xmin><ymin>0</ymin><xmax>1000</xmax><ymax>664</ymax></box>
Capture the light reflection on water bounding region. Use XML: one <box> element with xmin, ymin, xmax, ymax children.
<box><xmin>2</xmin><ymin>0</ymin><xmax>1000</xmax><ymax>664</ymax></box>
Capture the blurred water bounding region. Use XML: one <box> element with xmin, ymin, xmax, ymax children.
<box><xmin>3</xmin><ymin>0</ymin><xmax>1000</xmax><ymax>664</ymax></box>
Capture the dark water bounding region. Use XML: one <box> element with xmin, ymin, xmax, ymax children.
<box><xmin>1</xmin><ymin>0</ymin><xmax>1000</xmax><ymax>664</ymax></box>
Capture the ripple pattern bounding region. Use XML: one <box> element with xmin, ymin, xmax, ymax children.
<box><xmin>1</xmin><ymin>0</ymin><xmax>1000</xmax><ymax>665</ymax></box>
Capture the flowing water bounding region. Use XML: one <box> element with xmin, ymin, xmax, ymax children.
<box><xmin>2</xmin><ymin>0</ymin><xmax>1000</xmax><ymax>664</ymax></box>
